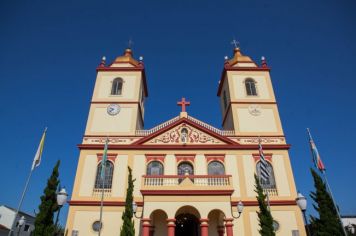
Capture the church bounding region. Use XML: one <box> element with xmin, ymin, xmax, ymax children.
<box><xmin>65</xmin><ymin>46</ymin><xmax>307</xmax><ymax>236</ymax></box>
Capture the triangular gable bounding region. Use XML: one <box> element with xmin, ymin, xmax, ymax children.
<box><xmin>134</xmin><ymin>117</ymin><xmax>238</xmax><ymax>146</ymax></box>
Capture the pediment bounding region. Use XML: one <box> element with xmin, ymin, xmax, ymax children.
<box><xmin>134</xmin><ymin>117</ymin><xmax>237</xmax><ymax>146</ymax></box>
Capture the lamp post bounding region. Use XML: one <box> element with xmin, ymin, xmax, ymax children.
<box><xmin>296</xmin><ymin>192</ymin><xmax>311</xmax><ymax>236</ymax></box>
<box><xmin>55</xmin><ymin>188</ymin><xmax>68</xmax><ymax>234</ymax></box>
<box><xmin>17</xmin><ymin>216</ymin><xmax>25</xmax><ymax>236</ymax></box>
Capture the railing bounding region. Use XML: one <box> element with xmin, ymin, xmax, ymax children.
<box><xmin>136</xmin><ymin>116</ymin><xmax>180</xmax><ymax>136</ymax></box>
<box><xmin>143</xmin><ymin>175</ymin><xmax>232</xmax><ymax>187</ymax></box>
<box><xmin>92</xmin><ymin>188</ymin><xmax>112</xmax><ymax>197</ymax></box>
<box><xmin>187</xmin><ymin>116</ymin><xmax>235</xmax><ymax>136</ymax></box>
<box><xmin>263</xmin><ymin>187</ymin><xmax>278</xmax><ymax>196</ymax></box>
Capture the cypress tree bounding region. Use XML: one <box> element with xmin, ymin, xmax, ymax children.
<box><xmin>254</xmin><ymin>174</ymin><xmax>275</xmax><ymax>236</ymax></box>
<box><xmin>33</xmin><ymin>160</ymin><xmax>60</xmax><ymax>236</ymax></box>
<box><xmin>309</xmin><ymin>168</ymin><xmax>344</xmax><ymax>236</ymax></box>
<box><xmin>120</xmin><ymin>167</ymin><xmax>135</xmax><ymax>236</ymax></box>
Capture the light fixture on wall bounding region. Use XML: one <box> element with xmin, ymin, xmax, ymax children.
<box><xmin>231</xmin><ymin>201</ymin><xmax>244</xmax><ymax>219</ymax></box>
<box><xmin>132</xmin><ymin>202</ymin><xmax>143</xmax><ymax>218</ymax></box>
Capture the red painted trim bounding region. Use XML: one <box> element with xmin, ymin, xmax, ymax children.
<box><xmin>146</xmin><ymin>155</ymin><xmax>165</xmax><ymax>163</ymax></box>
<box><xmin>140</xmin><ymin>190</ymin><xmax>234</xmax><ymax>196</ymax></box>
<box><xmin>175</xmin><ymin>154</ymin><xmax>196</xmax><ymax>164</ymax></box>
<box><xmin>78</xmin><ymin>144</ymin><xmax>291</xmax><ymax>150</ymax></box>
<box><xmin>232</xmin><ymin>200</ymin><xmax>296</xmax><ymax>206</ymax></box>
<box><xmin>133</xmin><ymin>117</ymin><xmax>238</xmax><ymax>146</ymax></box>
<box><xmin>96</xmin><ymin>153</ymin><xmax>118</xmax><ymax>163</ymax></box>
<box><xmin>142</xmin><ymin>174</ymin><xmax>232</xmax><ymax>178</ymax></box>
<box><xmin>68</xmin><ymin>200</ymin><xmax>143</xmax><ymax>206</ymax></box>
<box><xmin>252</xmin><ymin>153</ymin><xmax>272</xmax><ymax>162</ymax></box>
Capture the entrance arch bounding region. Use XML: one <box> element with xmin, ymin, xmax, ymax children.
<box><xmin>175</xmin><ymin>206</ymin><xmax>201</xmax><ymax>236</ymax></box>
<box><xmin>150</xmin><ymin>209</ymin><xmax>168</xmax><ymax>236</ymax></box>
<box><xmin>208</xmin><ymin>209</ymin><xmax>226</xmax><ymax>236</ymax></box>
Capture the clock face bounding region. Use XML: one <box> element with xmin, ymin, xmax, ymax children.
<box><xmin>107</xmin><ymin>104</ymin><xmax>120</xmax><ymax>116</ymax></box>
<box><xmin>248</xmin><ymin>104</ymin><xmax>262</xmax><ymax>116</ymax></box>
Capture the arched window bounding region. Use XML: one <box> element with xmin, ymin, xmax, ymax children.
<box><xmin>146</xmin><ymin>161</ymin><xmax>164</xmax><ymax>175</ymax></box>
<box><xmin>111</xmin><ymin>78</ymin><xmax>123</xmax><ymax>95</ymax></box>
<box><xmin>245</xmin><ymin>78</ymin><xmax>257</xmax><ymax>96</ymax></box>
<box><xmin>223</xmin><ymin>90</ymin><xmax>228</xmax><ymax>109</ymax></box>
<box><xmin>181</xmin><ymin>128</ymin><xmax>188</xmax><ymax>143</ymax></box>
<box><xmin>208</xmin><ymin>161</ymin><xmax>225</xmax><ymax>175</ymax></box>
<box><xmin>94</xmin><ymin>161</ymin><xmax>114</xmax><ymax>189</ymax></box>
<box><xmin>178</xmin><ymin>162</ymin><xmax>194</xmax><ymax>176</ymax></box>
<box><xmin>256</xmin><ymin>161</ymin><xmax>276</xmax><ymax>188</ymax></box>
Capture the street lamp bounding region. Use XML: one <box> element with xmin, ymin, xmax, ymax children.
<box><xmin>55</xmin><ymin>188</ymin><xmax>68</xmax><ymax>229</ymax></box>
<box><xmin>296</xmin><ymin>192</ymin><xmax>311</xmax><ymax>236</ymax></box>
<box><xmin>231</xmin><ymin>201</ymin><xmax>244</xmax><ymax>219</ymax></box>
<box><xmin>132</xmin><ymin>202</ymin><xmax>143</xmax><ymax>218</ymax></box>
<box><xmin>17</xmin><ymin>216</ymin><xmax>25</xmax><ymax>236</ymax></box>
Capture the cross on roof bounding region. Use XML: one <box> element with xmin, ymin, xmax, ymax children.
<box><xmin>128</xmin><ymin>38</ymin><xmax>134</xmax><ymax>49</ymax></box>
<box><xmin>231</xmin><ymin>39</ymin><xmax>240</xmax><ymax>48</ymax></box>
<box><xmin>177</xmin><ymin>97</ymin><xmax>190</xmax><ymax>112</ymax></box>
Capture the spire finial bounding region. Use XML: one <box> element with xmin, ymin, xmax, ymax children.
<box><xmin>231</xmin><ymin>39</ymin><xmax>240</xmax><ymax>49</ymax></box>
<box><xmin>128</xmin><ymin>38</ymin><xmax>134</xmax><ymax>49</ymax></box>
<box><xmin>99</xmin><ymin>56</ymin><xmax>106</xmax><ymax>67</ymax></box>
<box><xmin>261</xmin><ymin>56</ymin><xmax>268</xmax><ymax>68</ymax></box>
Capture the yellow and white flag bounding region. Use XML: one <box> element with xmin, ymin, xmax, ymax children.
<box><xmin>31</xmin><ymin>128</ymin><xmax>47</xmax><ymax>170</ymax></box>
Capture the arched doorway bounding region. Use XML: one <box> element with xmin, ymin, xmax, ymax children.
<box><xmin>208</xmin><ymin>209</ymin><xmax>225</xmax><ymax>236</ymax></box>
<box><xmin>175</xmin><ymin>206</ymin><xmax>201</xmax><ymax>236</ymax></box>
<box><xmin>150</xmin><ymin>209</ymin><xmax>168</xmax><ymax>236</ymax></box>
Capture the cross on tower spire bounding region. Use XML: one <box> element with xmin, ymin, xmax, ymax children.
<box><xmin>177</xmin><ymin>97</ymin><xmax>190</xmax><ymax>112</ymax></box>
<box><xmin>128</xmin><ymin>38</ymin><xmax>134</xmax><ymax>49</ymax></box>
<box><xmin>231</xmin><ymin>39</ymin><xmax>240</xmax><ymax>49</ymax></box>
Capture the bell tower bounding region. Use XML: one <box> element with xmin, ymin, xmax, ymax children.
<box><xmin>85</xmin><ymin>48</ymin><xmax>148</xmax><ymax>136</ymax></box>
<box><xmin>217</xmin><ymin>46</ymin><xmax>284</xmax><ymax>136</ymax></box>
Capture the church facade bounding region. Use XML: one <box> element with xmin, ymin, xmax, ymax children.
<box><xmin>65</xmin><ymin>47</ymin><xmax>307</xmax><ymax>236</ymax></box>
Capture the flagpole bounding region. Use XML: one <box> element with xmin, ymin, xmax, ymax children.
<box><xmin>7</xmin><ymin>169</ymin><xmax>34</xmax><ymax>236</ymax></box>
<box><xmin>307</xmin><ymin>128</ymin><xmax>347</xmax><ymax>236</ymax></box>
<box><xmin>322</xmin><ymin>171</ymin><xmax>347</xmax><ymax>236</ymax></box>
<box><xmin>98</xmin><ymin>138</ymin><xmax>109</xmax><ymax>236</ymax></box>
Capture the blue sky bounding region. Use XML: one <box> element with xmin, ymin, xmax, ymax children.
<box><xmin>1</xmin><ymin>0</ymin><xmax>355</xmax><ymax>226</ymax></box>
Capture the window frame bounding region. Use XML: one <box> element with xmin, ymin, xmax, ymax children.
<box><xmin>111</xmin><ymin>77</ymin><xmax>123</xmax><ymax>95</ymax></box>
<box><xmin>146</xmin><ymin>161</ymin><xmax>164</xmax><ymax>176</ymax></box>
<box><xmin>244</xmin><ymin>78</ymin><xmax>258</xmax><ymax>96</ymax></box>
<box><xmin>94</xmin><ymin>160</ymin><xmax>114</xmax><ymax>189</ymax></box>
<box><xmin>256</xmin><ymin>161</ymin><xmax>276</xmax><ymax>189</ymax></box>
<box><xmin>207</xmin><ymin>161</ymin><xmax>225</xmax><ymax>175</ymax></box>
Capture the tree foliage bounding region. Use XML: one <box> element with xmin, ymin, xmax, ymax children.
<box><xmin>254</xmin><ymin>174</ymin><xmax>275</xmax><ymax>236</ymax></box>
<box><xmin>120</xmin><ymin>167</ymin><xmax>135</xmax><ymax>236</ymax></box>
<box><xmin>33</xmin><ymin>160</ymin><xmax>60</xmax><ymax>236</ymax></box>
<box><xmin>309</xmin><ymin>168</ymin><xmax>344</xmax><ymax>236</ymax></box>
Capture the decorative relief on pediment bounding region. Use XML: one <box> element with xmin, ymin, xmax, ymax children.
<box><xmin>231</xmin><ymin>137</ymin><xmax>286</xmax><ymax>145</ymax></box>
<box><xmin>83</xmin><ymin>137</ymin><xmax>140</xmax><ymax>145</ymax></box>
<box><xmin>145</xmin><ymin>124</ymin><xmax>225</xmax><ymax>145</ymax></box>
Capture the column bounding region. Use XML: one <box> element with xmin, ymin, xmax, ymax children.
<box><xmin>224</xmin><ymin>218</ymin><xmax>234</xmax><ymax>236</ymax></box>
<box><xmin>142</xmin><ymin>218</ymin><xmax>151</xmax><ymax>236</ymax></box>
<box><xmin>149</xmin><ymin>226</ymin><xmax>155</xmax><ymax>236</ymax></box>
<box><xmin>217</xmin><ymin>225</ymin><xmax>225</xmax><ymax>236</ymax></box>
<box><xmin>167</xmin><ymin>219</ymin><xmax>176</xmax><ymax>236</ymax></box>
<box><xmin>200</xmin><ymin>219</ymin><xmax>209</xmax><ymax>236</ymax></box>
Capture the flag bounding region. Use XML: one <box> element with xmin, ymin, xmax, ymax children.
<box><xmin>31</xmin><ymin>128</ymin><xmax>47</xmax><ymax>170</ymax></box>
<box><xmin>100</xmin><ymin>138</ymin><xmax>109</xmax><ymax>180</ymax></box>
<box><xmin>307</xmin><ymin>128</ymin><xmax>326</xmax><ymax>172</ymax></box>
<box><xmin>258</xmin><ymin>138</ymin><xmax>269</xmax><ymax>182</ymax></box>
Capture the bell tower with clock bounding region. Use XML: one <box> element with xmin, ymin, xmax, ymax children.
<box><xmin>217</xmin><ymin>46</ymin><xmax>284</xmax><ymax>136</ymax></box>
<box><xmin>84</xmin><ymin>48</ymin><xmax>148</xmax><ymax>136</ymax></box>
